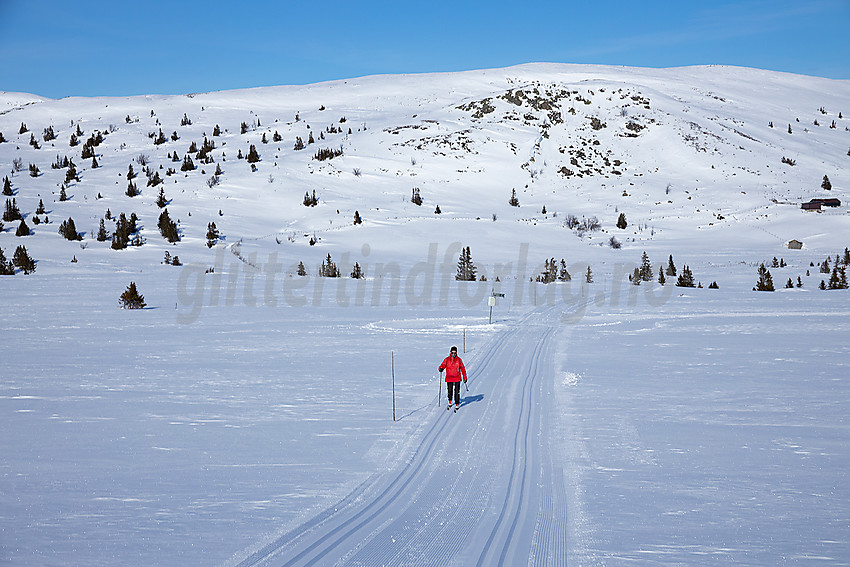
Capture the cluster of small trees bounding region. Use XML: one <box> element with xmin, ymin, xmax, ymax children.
<box><xmin>624</xmin><ymin>253</ymin><xmax>707</xmax><ymax>288</ymax></box>
<box><xmin>162</xmin><ymin>250</ymin><xmax>181</xmax><ymax>266</ymax></box>
<box><xmin>303</xmin><ymin>190</ymin><xmax>319</xmax><ymax>207</ymax></box>
<box><xmin>816</xmin><ymin>249</ymin><xmax>850</xmax><ymax>290</ymax></box>
<box><xmin>0</xmin><ymin>245</ymin><xmax>35</xmax><ymax>275</ymax></box>
<box><xmin>754</xmin><ymin>264</ymin><xmax>776</xmax><ymax>291</ymax></box>
<box><xmin>158</xmin><ymin>209</ymin><xmax>179</xmax><ymax>243</ymax></box>
<box><xmin>206</xmin><ymin>222</ymin><xmax>220</xmax><ymax>248</ymax></box>
<box><xmin>3</xmin><ymin>198</ymin><xmax>22</xmax><ymax>222</ymax></box>
<box><xmin>110</xmin><ymin>212</ymin><xmax>142</xmax><ymax>249</ymax></box>
<box><xmin>456</xmin><ymin>246</ymin><xmax>478</xmax><ymax>281</ymax></box>
<box><xmin>564</xmin><ymin>214</ymin><xmax>601</xmax><ymax>235</ymax></box>
<box><xmin>59</xmin><ymin>217</ymin><xmax>81</xmax><ymax>241</ymax></box>
<box><xmin>630</xmin><ymin>252</ymin><xmax>654</xmax><ymax>284</ymax></box>
<box><xmin>119</xmin><ymin>282</ymin><xmax>146</xmax><ymax>309</ymax></box>
<box><xmin>536</xmin><ymin>258</ymin><xmax>571</xmax><ymax>283</ymax></box>
<box><xmin>313</xmin><ymin>146</ymin><xmax>343</xmax><ymax>161</ymax></box>
<box><xmin>319</xmin><ymin>254</ymin><xmax>341</xmax><ymax>277</ymax></box>
<box><xmin>756</xmin><ymin>249</ymin><xmax>849</xmax><ymax>291</ymax></box>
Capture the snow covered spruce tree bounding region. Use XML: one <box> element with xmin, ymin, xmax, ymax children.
<box><xmin>0</xmin><ymin>247</ymin><xmax>15</xmax><ymax>275</ymax></box>
<box><xmin>3</xmin><ymin>198</ymin><xmax>22</xmax><ymax>222</ymax></box>
<box><xmin>59</xmin><ymin>217</ymin><xmax>81</xmax><ymax>240</ymax></box>
<box><xmin>206</xmin><ymin>222</ymin><xmax>220</xmax><ymax>248</ymax></box>
<box><xmin>639</xmin><ymin>251</ymin><xmax>653</xmax><ymax>281</ymax></box>
<box><xmin>666</xmin><ymin>254</ymin><xmax>677</xmax><ymax>277</ymax></box>
<box><xmin>158</xmin><ymin>209</ymin><xmax>179</xmax><ymax>243</ymax></box>
<box><xmin>246</xmin><ymin>144</ymin><xmax>261</xmax><ymax>164</ymax></box>
<box><xmin>96</xmin><ymin>219</ymin><xmax>110</xmax><ymax>242</ymax></box>
<box><xmin>754</xmin><ymin>263</ymin><xmax>775</xmax><ymax>291</ymax></box>
<box><xmin>15</xmin><ymin>219</ymin><xmax>31</xmax><ymax>237</ymax></box>
<box><xmin>616</xmin><ymin>212</ymin><xmax>627</xmax><ymax>229</ymax></box>
<box><xmin>319</xmin><ymin>254</ymin><xmax>340</xmax><ymax>277</ymax></box>
<box><xmin>111</xmin><ymin>213</ymin><xmax>133</xmax><ymax>250</ymax></box>
<box><xmin>456</xmin><ymin>246</ymin><xmax>478</xmax><ymax>281</ymax></box>
<box><xmin>13</xmin><ymin>245</ymin><xmax>35</xmax><ymax>274</ymax></box>
<box><xmin>119</xmin><ymin>282</ymin><xmax>146</xmax><ymax>309</ymax></box>
<box><xmin>676</xmin><ymin>265</ymin><xmax>695</xmax><ymax>288</ymax></box>
<box><xmin>827</xmin><ymin>265</ymin><xmax>848</xmax><ymax>290</ymax></box>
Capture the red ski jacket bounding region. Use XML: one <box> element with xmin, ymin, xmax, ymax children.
<box><xmin>439</xmin><ymin>355</ymin><xmax>467</xmax><ymax>383</ymax></box>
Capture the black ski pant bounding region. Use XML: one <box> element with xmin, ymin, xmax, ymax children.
<box><xmin>447</xmin><ymin>381</ymin><xmax>461</xmax><ymax>406</ymax></box>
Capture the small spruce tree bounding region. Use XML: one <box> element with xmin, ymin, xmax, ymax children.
<box><xmin>616</xmin><ymin>212</ymin><xmax>627</xmax><ymax>229</ymax></box>
<box><xmin>676</xmin><ymin>265</ymin><xmax>695</xmax><ymax>288</ymax></box>
<box><xmin>16</xmin><ymin>219</ymin><xmax>30</xmax><ymax>237</ymax></box>
<box><xmin>59</xmin><ymin>217</ymin><xmax>81</xmax><ymax>240</ymax></box>
<box><xmin>754</xmin><ymin>263</ymin><xmax>775</xmax><ymax>291</ymax></box>
<box><xmin>205</xmin><ymin>222</ymin><xmax>220</xmax><ymax>248</ymax></box>
<box><xmin>13</xmin><ymin>245</ymin><xmax>36</xmax><ymax>274</ymax></box>
<box><xmin>158</xmin><ymin>209</ymin><xmax>179</xmax><ymax>242</ymax></box>
<box><xmin>666</xmin><ymin>254</ymin><xmax>677</xmax><ymax>276</ymax></box>
<box><xmin>456</xmin><ymin>247</ymin><xmax>478</xmax><ymax>281</ymax></box>
<box><xmin>119</xmin><ymin>282</ymin><xmax>146</xmax><ymax>309</ymax></box>
<box><xmin>246</xmin><ymin>144</ymin><xmax>261</xmax><ymax>164</ymax></box>
<box><xmin>639</xmin><ymin>251</ymin><xmax>653</xmax><ymax>281</ymax></box>
<box><xmin>96</xmin><ymin>218</ymin><xmax>110</xmax><ymax>242</ymax></box>
<box><xmin>0</xmin><ymin>246</ymin><xmax>15</xmax><ymax>275</ymax></box>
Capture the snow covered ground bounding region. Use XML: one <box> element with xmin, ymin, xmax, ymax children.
<box><xmin>2</xmin><ymin>63</ymin><xmax>850</xmax><ymax>565</ymax></box>
<box><xmin>4</xmin><ymin>272</ymin><xmax>849</xmax><ymax>566</ymax></box>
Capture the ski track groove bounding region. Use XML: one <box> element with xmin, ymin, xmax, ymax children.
<box><xmin>475</xmin><ymin>325</ymin><xmax>555</xmax><ymax>567</ymax></box>
<box><xmin>234</xmin><ymin>305</ymin><xmax>567</xmax><ymax>566</ymax></box>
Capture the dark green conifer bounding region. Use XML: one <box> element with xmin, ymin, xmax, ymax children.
<box><xmin>13</xmin><ymin>245</ymin><xmax>36</xmax><ymax>274</ymax></box>
<box><xmin>119</xmin><ymin>282</ymin><xmax>146</xmax><ymax>309</ymax></box>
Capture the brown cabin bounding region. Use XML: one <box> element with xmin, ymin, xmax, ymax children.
<box><xmin>807</xmin><ymin>198</ymin><xmax>841</xmax><ymax>208</ymax></box>
<box><xmin>802</xmin><ymin>201</ymin><xmax>821</xmax><ymax>211</ymax></box>
<box><xmin>787</xmin><ymin>240</ymin><xmax>803</xmax><ymax>250</ymax></box>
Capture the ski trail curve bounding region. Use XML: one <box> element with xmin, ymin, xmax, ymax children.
<box><xmin>234</xmin><ymin>304</ymin><xmax>568</xmax><ymax>567</ymax></box>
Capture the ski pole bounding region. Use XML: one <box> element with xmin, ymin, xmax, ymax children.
<box><xmin>439</xmin><ymin>370</ymin><xmax>443</xmax><ymax>406</ymax></box>
<box><xmin>464</xmin><ymin>379</ymin><xmax>469</xmax><ymax>392</ymax></box>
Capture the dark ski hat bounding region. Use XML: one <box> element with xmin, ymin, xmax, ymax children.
<box><xmin>450</xmin><ymin>346</ymin><xmax>458</xmax><ymax>353</ymax></box>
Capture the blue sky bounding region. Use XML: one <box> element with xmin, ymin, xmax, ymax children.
<box><xmin>2</xmin><ymin>0</ymin><xmax>848</xmax><ymax>98</ymax></box>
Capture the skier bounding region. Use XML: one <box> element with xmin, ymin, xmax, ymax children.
<box><xmin>439</xmin><ymin>346</ymin><xmax>467</xmax><ymax>411</ymax></box>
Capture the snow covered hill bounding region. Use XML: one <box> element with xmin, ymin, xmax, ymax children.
<box><xmin>2</xmin><ymin>63</ymin><xmax>849</xmax><ymax>286</ymax></box>
<box><xmin>2</xmin><ymin>64</ymin><xmax>850</xmax><ymax>566</ymax></box>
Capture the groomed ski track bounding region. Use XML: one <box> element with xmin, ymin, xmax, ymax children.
<box><xmin>235</xmin><ymin>303</ymin><xmax>569</xmax><ymax>567</ymax></box>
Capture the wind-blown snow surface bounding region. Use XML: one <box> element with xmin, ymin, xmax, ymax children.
<box><xmin>2</xmin><ymin>64</ymin><xmax>850</xmax><ymax>565</ymax></box>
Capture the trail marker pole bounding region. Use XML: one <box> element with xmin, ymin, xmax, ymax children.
<box><xmin>392</xmin><ymin>351</ymin><xmax>396</xmax><ymax>421</ymax></box>
<box><xmin>488</xmin><ymin>291</ymin><xmax>505</xmax><ymax>324</ymax></box>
